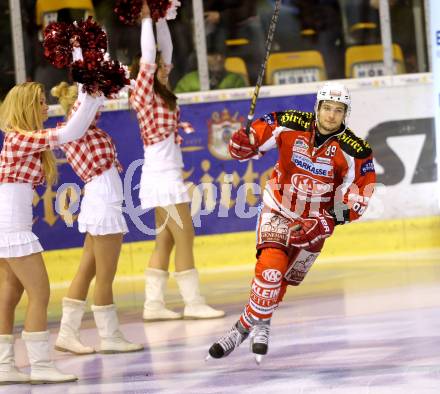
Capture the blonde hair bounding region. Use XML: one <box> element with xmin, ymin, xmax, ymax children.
<box><xmin>51</xmin><ymin>82</ymin><xmax>78</xmax><ymax>115</ymax></box>
<box><xmin>0</xmin><ymin>82</ymin><xmax>58</xmax><ymax>186</ymax></box>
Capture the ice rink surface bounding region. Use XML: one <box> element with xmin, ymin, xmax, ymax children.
<box><xmin>3</xmin><ymin>249</ymin><xmax>440</xmax><ymax>394</ymax></box>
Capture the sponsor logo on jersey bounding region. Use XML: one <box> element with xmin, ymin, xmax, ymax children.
<box><xmin>251</xmin><ymin>279</ymin><xmax>281</xmax><ymax>308</ymax></box>
<box><xmin>262</xmin><ymin>269</ymin><xmax>282</xmax><ymax>283</ymax></box>
<box><xmin>251</xmin><ymin>282</ymin><xmax>281</xmax><ymax>301</ymax></box>
<box><xmin>316</xmin><ymin>157</ymin><xmax>332</xmax><ymax>164</ymax></box>
<box><xmin>261</xmin><ymin>113</ymin><xmax>275</xmax><ymax>125</ymax></box>
<box><xmin>295</xmin><ymin>139</ymin><xmax>309</xmax><ymax>149</ymax></box>
<box><xmin>292</xmin><ymin>153</ymin><xmax>334</xmax><ymax>178</ymax></box>
<box><xmin>284</xmin><ymin>251</ymin><xmax>319</xmax><ymax>285</ymax></box>
<box><xmin>292</xmin><ymin>138</ymin><xmax>309</xmax><ymax>154</ymax></box>
<box><xmin>279</xmin><ymin>111</ymin><xmax>312</xmax><ymax>129</ymax></box>
<box><xmin>290</xmin><ymin>174</ymin><xmax>332</xmax><ymax>196</ymax></box>
<box><xmin>259</xmin><ymin>212</ymin><xmax>290</xmax><ymax>246</ymax></box>
<box><xmin>338</xmin><ymin>133</ymin><xmax>370</xmax><ymax>153</ymax></box>
<box><xmin>207</xmin><ymin>109</ymin><xmax>244</xmax><ymax>160</ymax></box>
<box><xmin>360</xmin><ymin>159</ymin><xmax>375</xmax><ymax>175</ymax></box>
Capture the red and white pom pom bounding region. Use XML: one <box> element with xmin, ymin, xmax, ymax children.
<box><xmin>44</xmin><ymin>18</ymin><xmax>108</xmax><ymax>69</ymax></box>
<box><xmin>147</xmin><ymin>0</ymin><xmax>172</xmax><ymax>22</ymax></box>
<box><xmin>71</xmin><ymin>59</ymin><xmax>131</xmax><ymax>98</ymax></box>
<box><xmin>75</xmin><ymin>16</ymin><xmax>107</xmax><ymax>62</ymax></box>
<box><xmin>165</xmin><ymin>0</ymin><xmax>180</xmax><ymax>20</ymax></box>
<box><xmin>43</xmin><ymin>22</ymin><xmax>75</xmax><ymax>68</ymax></box>
<box><xmin>114</xmin><ymin>0</ymin><xmax>143</xmax><ymax>26</ymax></box>
<box><xmin>114</xmin><ymin>0</ymin><xmax>180</xmax><ymax>24</ymax></box>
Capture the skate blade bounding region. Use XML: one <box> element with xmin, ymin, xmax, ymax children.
<box><xmin>255</xmin><ymin>354</ymin><xmax>263</xmax><ymax>365</ymax></box>
<box><xmin>205</xmin><ymin>354</ymin><xmax>212</xmax><ymax>362</ymax></box>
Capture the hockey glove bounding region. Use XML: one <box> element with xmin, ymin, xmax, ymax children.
<box><xmin>289</xmin><ymin>212</ymin><xmax>335</xmax><ymax>249</ymax></box>
<box><xmin>228</xmin><ymin>127</ymin><xmax>259</xmax><ymax>160</ymax></box>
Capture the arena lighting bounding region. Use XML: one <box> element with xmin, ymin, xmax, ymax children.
<box><xmin>429</xmin><ymin>0</ymin><xmax>440</xmax><ymax>210</ymax></box>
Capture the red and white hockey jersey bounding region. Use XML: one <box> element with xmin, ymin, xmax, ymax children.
<box><xmin>252</xmin><ymin>109</ymin><xmax>376</xmax><ymax>224</ymax></box>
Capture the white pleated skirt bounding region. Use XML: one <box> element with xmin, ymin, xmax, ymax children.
<box><xmin>0</xmin><ymin>183</ymin><xmax>43</xmax><ymax>258</ymax></box>
<box><xmin>139</xmin><ymin>135</ymin><xmax>191</xmax><ymax>209</ymax></box>
<box><xmin>78</xmin><ymin>166</ymin><xmax>128</xmax><ymax>235</ymax></box>
<box><xmin>139</xmin><ymin>169</ymin><xmax>191</xmax><ymax>209</ymax></box>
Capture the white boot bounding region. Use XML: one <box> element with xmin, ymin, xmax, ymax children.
<box><xmin>174</xmin><ymin>269</ymin><xmax>225</xmax><ymax>319</ymax></box>
<box><xmin>0</xmin><ymin>335</ymin><xmax>29</xmax><ymax>385</ymax></box>
<box><xmin>92</xmin><ymin>304</ymin><xmax>144</xmax><ymax>354</ymax></box>
<box><xmin>22</xmin><ymin>330</ymin><xmax>77</xmax><ymax>384</ymax></box>
<box><xmin>55</xmin><ymin>297</ymin><xmax>95</xmax><ymax>355</ymax></box>
<box><xmin>143</xmin><ymin>268</ymin><xmax>182</xmax><ymax>321</ymax></box>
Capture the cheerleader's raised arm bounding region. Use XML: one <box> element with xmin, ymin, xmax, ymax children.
<box><xmin>49</xmin><ymin>42</ymin><xmax>103</xmax><ymax>145</ymax></box>
<box><xmin>156</xmin><ymin>18</ymin><xmax>173</xmax><ymax>66</ymax></box>
<box><xmin>56</xmin><ymin>93</ymin><xmax>103</xmax><ymax>145</ymax></box>
<box><xmin>130</xmin><ymin>15</ymin><xmax>156</xmax><ymax>111</ymax></box>
<box><xmin>141</xmin><ymin>17</ymin><xmax>155</xmax><ymax>63</ymax></box>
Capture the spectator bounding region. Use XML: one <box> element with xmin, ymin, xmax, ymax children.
<box><xmin>341</xmin><ymin>0</ymin><xmax>381</xmax><ymax>46</ymax></box>
<box><xmin>174</xmin><ymin>41</ymin><xmax>247</xmax><ymax>93</ymax></box>
<box><xmin>204</xmin><ymin>0</ymin><xmax>266</xmax><ymax>84</ymax></box>
<box><xmin>258</xmin><ymin>0</ymin><xmax>302</xmax><ymax>53</ymax></box>
<box><xmin>296</xmin><ymin>0</ymin><xmax>345</xmax><ymax>79</ymax></box>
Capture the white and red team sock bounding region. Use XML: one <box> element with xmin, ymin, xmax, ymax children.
<box><xmin>238</xmin><ymin>248</ymin><xmax>289</xmax><ymax>331</ymax></box>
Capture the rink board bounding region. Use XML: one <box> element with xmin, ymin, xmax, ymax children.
<box><xmin>43</xmin><ymin>215</ymin><xmax>440</xmax><ymax>284</ymax></box>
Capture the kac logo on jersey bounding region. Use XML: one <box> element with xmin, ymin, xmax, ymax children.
<box><xmin>292</xmin><ymin>153</ymin><xmax>333</xmax><ymax>177</ymax></box>
<box><xmin>208</xmin><ymin>109</ymin><xmax>244</xmax><ymax>160</ymax></box>
<box><xmin>262</xmin><ymin>269</ymin><xmax>282</xmax><ymax>283</ymax></box>
<box><xmin>360</xmin><ymin>159</ymin><xmax>375</xmax><ymax>176</ymax></box>
<box><xmin>290</xmin><ymin>174</ymin><xmax>332</xmax><ymax>196</ymax></box>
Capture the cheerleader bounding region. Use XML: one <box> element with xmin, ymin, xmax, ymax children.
<box><xmin>0</xmin><ymin>82</ymin><xmax>102</xmax><ymax>384</ymax></box>
<box><xmin>130</xmin><ymin>2</ymin><xmax>224</xmax><ymax>321</ymax></box>
<box><xmin>52</xmin><ymin>44</ymin><xmax>144</xmax><ymax>355</ymax></box>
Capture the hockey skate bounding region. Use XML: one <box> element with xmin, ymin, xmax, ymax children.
<box><xmin>206</xmin><ymin>322</ymin><xmax>249</xmax><ymax>360</ymax></box>
<box><xmin>249</xmin><ymin>321</ymin><xmax>270</xmax><ymax>365</ymax></box>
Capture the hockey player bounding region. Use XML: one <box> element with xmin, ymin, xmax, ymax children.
<box><xmin>207</xmin><ymin>82</ymin><xmax>376</xmax><ymax>363</ymax></box>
